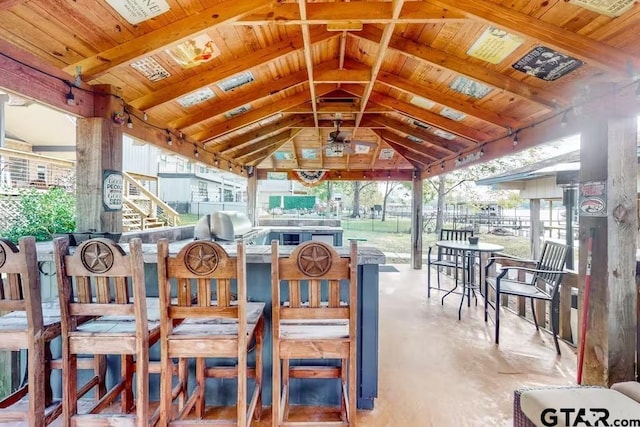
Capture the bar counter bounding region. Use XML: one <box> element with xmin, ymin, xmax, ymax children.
<box><xmin>35</xmin><ymin>240</ymin><xmax>384</xmax><ymax>410</ymax></box>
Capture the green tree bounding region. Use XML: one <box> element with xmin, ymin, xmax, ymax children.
<box><xmin>2</xmin><ymin>187</ymin><xmax>76</xmax><ymax>242</ymax></box>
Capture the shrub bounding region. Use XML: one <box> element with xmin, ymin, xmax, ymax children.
<box><xmin>2</xmin><ymin>188</ymin><xmax>75</xmax><ymax>242</ymax></box>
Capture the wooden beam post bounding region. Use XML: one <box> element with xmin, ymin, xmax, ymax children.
<box><xmin>76</xmin><ymin>117</ymin><xmax>123</xmax><ymax>233</ymax></box>
<box><xmin>580</xmin><ymin>113</ymin><xmax>638</xmax><ymax>386</ymax></box>
<box><xmin>530</xmin><ymin>198</ymin><xmax>541</xmax><ymax>259</ymax></box>
<box><xmin>247</xmin><ymin>173</ymin><xmax>258</xmax><ymax>226</ymax></box>
<box><xmin>411</xmin><ymin>172</ymin><xmax>423</xmax><ymax>269</ymax></box>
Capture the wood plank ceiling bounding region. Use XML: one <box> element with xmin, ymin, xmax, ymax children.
<box><xmin>0</xmin><ymin>0</ymin><xmax>639</xmax><ymax>180</ymax></box>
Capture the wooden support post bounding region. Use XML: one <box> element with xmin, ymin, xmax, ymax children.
<box><xmin>247</xmin><ymin>173</ymin><xmax>258</xmax><ymax>226</ymax></box>
<box><xmin>580</xmin><ymin>113</ymin><xmax>637</xmax><ymax>386</ymax></box>
<box><xmin>411</xmin><ymin>173</ymin><xmax>423</xmax><ymax>269</ymax></box>
<box><xmin>530</xmin><ymin>199</ymin><xmax>541</xmax><ymax>259</ymax></box>
<box><xmin>76</xmin><ymin>117</ymin><xmax>123</xmax><ymax>233</ymax></box>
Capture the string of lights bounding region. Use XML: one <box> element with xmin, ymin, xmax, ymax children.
<box><xmin>0</xmin><ymin>51</ymin><xmax>250</xmax><ymax>176</ymax></box>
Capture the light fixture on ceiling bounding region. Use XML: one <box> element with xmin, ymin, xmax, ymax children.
<box><xmin>166</xmin><ymin>130</ymin><xmax>173</xmax><ymax>145</ymax></box>
<box><xmin>512</xmin><ymin>131</ymin><xmax>520</xmax><ymax>146</ymax></box>
<box><xmin>560</xmin><ymin>111</ymin><xmax>569</xmax><ymax>128</ymax></box>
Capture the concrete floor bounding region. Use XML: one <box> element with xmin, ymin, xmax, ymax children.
<box><xmin>8</xmin><ymin>264</ymin><xmax>576</xmax><ymax>427</ymax></box>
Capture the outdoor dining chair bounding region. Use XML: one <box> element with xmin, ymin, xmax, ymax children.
<box><xmin>484</xmin><ymin>241</ymin><xmax>569</xmax><ymax>354</ymax></box>
<box><xmin>427</xmin><ymin>228</ymin><xmax>474</xmax><ymax>298</ymax></box>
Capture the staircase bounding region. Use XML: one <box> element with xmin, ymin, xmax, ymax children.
<box><xmin>122</xmin><ymin>172</ymin><xmax>180</xmax><ymax>231</ymax></box>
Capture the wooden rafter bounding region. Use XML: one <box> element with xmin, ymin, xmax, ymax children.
<box><xmin>343</xmin><ymin>85</ymin><xmax>488</xmax><ymax>142</ymax></box>
<box><xmin>298</xmin><ymin>0</ymin><xmax>319</xmax><ymax>131</ymax></box>
<box><xmin>366</xmin><ymin>115</ymin><xmax>460</xmax><ymax>155</ymax></box>
<box><xmin>371</xmin><ymin>133</ymin><xmax>433</xmax><ymax>168</ymax></box>
<box><xmin>131</xmin><ymin>28</ymin><xmax>337</xmax><ymax>111</ymax></box>
<box><xmin>235</xmin><ymin>2</ymin><xmax>466</xmax><ymax>25</ymax></box>
<box><xmin>170</xmin><ymin>63</ymin><xmax>334</xmax><ymax>130</ymax></box>
<box><xmin>0</xmin><ymin>0</ymin><xmax>27</xmax><ymax>10</ymax></box>
<box><xmin>244</xmin><ymin>129</ymin><xmax>303</xmax><ymax>165</ymax></box>
<box><xmin>214</xmin><ymin>116</ymin><xmax>308</xmax><ymax>153</ymax></box>
<box><xmin>432</xmin><ymin>0</ymin><xmax>640</xmax><ymax>77</ymax></box>
<box><xmin>64</xmin><ymin>0</ymin><xmax>272</xmax><ymax>80</ymax></box>
<box><xmin>353</xmin><ymin>0</ymin><xmax>405</xmax><ymax>136</ymax></box>
<box><xmin>374</xmin><ymin>130</ymin><xmax>443</xmax><ymax>160</ymax></box>
<box><xmin>230</xmin><ymin>131</ymin><xmax>292</xmax><ymax>158</ymax></box>
<box><xmin>377</xmin><ymin>72</ymin><xmax>518</xmax><ymax>129</ymax></box>
<box><xmin>193</xmin><ymin>85</ymin><xmax>336</xmax><ymax>142</ymax></box>
<box><xmin>350</xmin><ymin>27</ymin><xmax>564</xmax><ymax>109</ymax></box>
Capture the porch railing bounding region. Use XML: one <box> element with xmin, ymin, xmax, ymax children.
<box><xmin>122</xmin><ymin>172</ymin><xmax>179</xmax><ymax>230</ymax></box>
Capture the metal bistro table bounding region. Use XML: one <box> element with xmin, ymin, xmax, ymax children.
<box><xmin>436</xmin><ymin>240</ymin><xmax>504</xmax><ymax>320</ymax></box>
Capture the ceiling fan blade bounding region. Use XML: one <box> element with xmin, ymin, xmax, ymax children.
<box><xmin>335</xmin><ymin>131</ymin><xmax>351</xmax><ymax>141</ymax></box>
<box><xmin>343</xmin><ymin>145</ymin><xmax>355</xmax><ymax>155</ymax></box>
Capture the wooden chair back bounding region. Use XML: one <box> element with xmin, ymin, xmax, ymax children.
<box><xmin>53</xmin><ymin>237</ymin><xmax>148</xmax><ymax>339</ymax></box>
<box><xmin>271</xmin><ymin>240</ymin><xmax>357</xmax><ymax>334</ymax></box>
<box><xmin>532</xmin><ymin>241</ymin><xmax>569</xmax><ymax>296</ymax></box>
<box><xmin>157</xmin><ymin>239</ymin><xmax>247</xmax><ymax>348</ymax></box>
<box><xmin>0</xmin><ymin>237</ymin><xmax>42</xmax><ymax>338</ymax></box>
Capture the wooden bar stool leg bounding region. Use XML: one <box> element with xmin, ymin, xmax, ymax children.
<box><xmin>135</xmin><ymin>346</ymin><xmax>149</xmax><ymax>427</ymax></box>
<box><xmin>29</xmin><ymin>338</ymin><xmax>46</xmax><ymax>427</ymax></box>
<box><xmin>272</xmin><ymin>354</ymin><xmax>280</xmax><ymax>427</ymax></box>
<box><xmin>62</xmin><ymin>345</ymin><xmax>78</xmax><ymax>427</ymax></box>
<box><xmin>95</xmin><ymin>354</ymin><xmax>107</xmax><ymax>400</ymax></box>
<box><xmin>178</xmin><ymin>358</ymin><xmax>188</xmax><ymax>410</ymax></box>
<box><xmin>122</xmin><ymin>355</ymin><xmax>135</xmax><ymax>413</ymax></box>
<box><xmin>282</xmin><ymin>359</ymin><xmax>290</xmax><ymax>421</ymax></box>
<box><xmin>255</xmin><ymin>317</ymin><xmax>264</xmax><ymax>420</ymax></box>
<box><xmin>340</xmin><ymin>358</ymin><xmax>348</xmax><ymax>422</ymax></box>
<box><xmin>195</xmin><ymin>357</ymin><xmax>206</xmax><ymax>418</ymax></box>
<box><xmin>160</xmin><ymin>350</ymin><xmax>173</xmax><ymax>426</ymax></box>
<box><xmin>348</xmin><ymin>357</ymin><xmax>356</xmax><ymax>426</ymax></box>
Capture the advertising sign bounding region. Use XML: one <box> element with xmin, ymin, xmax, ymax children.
<box><xmin>103</xmin><ymin>170</ymin><xmax>123</xmax><ymax>212</ymax></box>
<box><xmin>105</xmin><ymin>0</ymin><xmax>170</xmax><ymax>25</ymax></box>
<box><xmin>578</xmin><ymin>181</ymin><xmax>607</xmax><ymax>217</ymax></box>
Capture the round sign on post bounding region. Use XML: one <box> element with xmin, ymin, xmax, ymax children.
<box><xmin>103</xmin><ymin>170</ymin><xmax>123</xmax><ymax>211</ymax></box>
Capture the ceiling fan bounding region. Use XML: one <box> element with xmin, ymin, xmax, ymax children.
<box><xmin>321</xmin><ymin>118</ymin><xmax>376</xmax><ymax>156</ymax></box>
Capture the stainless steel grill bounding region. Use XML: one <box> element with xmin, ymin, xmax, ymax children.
<box><xmin>193</xmin><ymin>211</ymin><xmax>266</xmax><ymax>244</ymax></box>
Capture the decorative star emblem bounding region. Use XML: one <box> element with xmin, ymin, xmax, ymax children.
<box><xmin>297</xmin><ymin>244</ymin><xmax>332</xmax><ymax>277</ymax></box>
<box><xmin>185</xmin><ymin>243</ymin><xmax>219</xmax><ymax>275</ymax></box>
<box><xmin>81</xmin><ymin>241</ymin><xmax>114</xmax><ymax>273</ymax></box>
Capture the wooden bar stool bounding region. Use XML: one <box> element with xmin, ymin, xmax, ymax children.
<box><xmin>157</xmin><ymin>239</ymin><xmax>264</xmax><ymax>426</ymax></box>
<box><xmin>0</xmin><ymin>236</ymin><xmax>65</xmax><ymax>426</ymax></box>
<box><xmin>271</xmin><ymin>240</ymin><xmax>358</xmax><ymax>427</ymax></box>
<box><xmin>53</xmin><ymin>237</ymin><xmax>161</xmax><ymax>427</ymax></box>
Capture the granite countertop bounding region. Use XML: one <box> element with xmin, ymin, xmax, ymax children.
<box><xmin>36</xmin><ymin>240</ymin><xmax>385</xmax><ymax>265</ymax></box>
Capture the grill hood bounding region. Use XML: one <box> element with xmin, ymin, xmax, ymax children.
<box><xmin>193</xmin><ymin>211</ymin><xmax>252</xmax><ymax>241</ymax></box>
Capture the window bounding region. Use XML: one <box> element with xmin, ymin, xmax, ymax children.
<box><xmin>198</xmin><ymin>181</ymin><xmax>208</xmax><ymax>197</ymax></box>
<box><xmin>37</xmin><ymin>165</ymin><xmax>46</xmax><ymax>181</ymax></box>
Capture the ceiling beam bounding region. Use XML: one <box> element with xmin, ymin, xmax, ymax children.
<box><xmin>315</xmin><ymin>69</ymin><xmax>371</xmax><ymax>83</ymax></box>
<box><xmin>343</xmin><ymin>84</ymin><xmax>488</xmax><ymax>142</ymax></box>
<box><xmin>365</xmin><ymin>115</ymin><xmax>459</xmax><ymax>155</ymax></box>
<box><xmin>377</xmin><ymin>71</ymin><xmax>519</xmax><ymax>129</ymax></box>
<box><xmin>373</xmin><ymin>129</ymin><xmax>442</xmax><ymax>161</ymax></box>
<box><xmin>0</xmin><ymin>0</ymin><xmax>27</xmax><ymax>10</ymax></box>
<box><xmin>193</xmin><ymin>85</ymin><xmax>336</xmax><ymax>142</ymax></box>
<box><xmin>350</xmin><ymin>26</ymin><xmax>564</xmax><ymax>109</ymax></box>
<box><xmin>285</xmin><ymin>103</ymin><xmax>390</xmax><ymax>114</ymax></box>
<box><xmin>255</xmin><ymin>168</ymin><xmax>414</xmax><ymax>181</ymax></box>
<box><xmin>64</xmin><ymin>0</ymin><xmax>272</xmax><ymax>81</ymax></box>
<box><xmin>212</xmin><ymin>116</ymin><xmax>308</xmax><ymax>153</ymax></box>
<box><xmin>235</xmin><ymin>2</ymin><xmax>466</xmax><ymax>25</ymax></box>
<box><xmin>431</xmin><ymin>0</ymin><xmax>639</xmax><ymax>78</ymax></box>
<box><xmin>0</xmin><ymin>39</ymin><xmax>94</xmax><ymax>117</ymax></box>
<box><xmin>299</xmin><ymin>0</ymin><xmax>319</xmax><ymax>132</ymax></box>
<box><xmin>131</xmin><ymin>28</ymin><xmax>336</xmax><ymax>111</ymax></box>
<box><xmin>353</xmin><ymin>0</ymin><xmax>405</xmax><ymax>137</ymax></box>
<box><xmin>170</xmin><ymin>64</ymin><xmax>323</xmax><ymax>130</ymax></box>
<box><xmin>230</xmin><ymin>131</ymin><xmax>292</xmax><ymax>158</ymax></box>
<box><xmin>245</xmin><ymin>130</ymin><xmax>303</xmax><ymax>165</ymax></box>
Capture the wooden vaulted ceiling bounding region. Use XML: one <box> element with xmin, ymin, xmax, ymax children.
<box><xmin>0</xmin><ymin>0</ymin><xmax>639</xmax><ymax>181</ymax></box>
